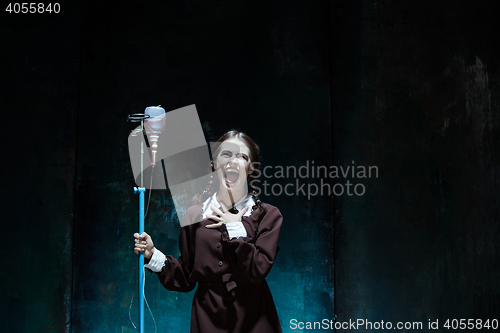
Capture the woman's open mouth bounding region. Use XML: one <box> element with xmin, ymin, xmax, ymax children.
<box><xmin>224</xmin><ymin>167</ymin><xmax>240</xmax><ymax>184</ymax></box>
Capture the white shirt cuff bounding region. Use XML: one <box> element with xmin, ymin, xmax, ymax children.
<box><xmin>144</xmin><ymin>248</ymin><xmax>166</xmax><ymax>272</ymax></box>
<box><xmin>226</xmin><ymin>222</ymin><xmax>247</xmax><ymax>239</ymax></box>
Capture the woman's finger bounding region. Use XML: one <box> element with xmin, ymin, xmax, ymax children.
<box><xmin>238</xmin><ymin>206</ymin><xmax>249</xmax><ymax>217</ymax></box>
<box><xmin>206</xmin><ymin>214</ymin><xmax>221</xmax><ymax>221</ymax></box>
<box><xmin>206</xmin><ymin>221</ymin><xmax>224</xmax><ymax>228</ymax></box>
<box><xmin>210</xmin><ymin>204</ymin><xmax>224</xmax><ymax>216</ymax></box>
<box><xmin>220</xmin><ymin>202</ymin><xmax>229</xmax><ymax>213</ymax></box>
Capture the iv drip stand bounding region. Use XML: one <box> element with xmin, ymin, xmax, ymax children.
<box><xmin>128</xmin><ymin>113</ymin><xmax>150</xmax><ymax>333</ymax></box>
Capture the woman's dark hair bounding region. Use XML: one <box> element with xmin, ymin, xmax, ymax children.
<box><xmin>193</xmin><ymin>129</ymin><xmax>267</xmax><ymax>218</ymax></box>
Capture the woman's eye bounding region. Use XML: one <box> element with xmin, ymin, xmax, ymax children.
<box><xmin>238</xmin><ymin>154</ymin><xmax>249</xmax><ymax>161</ymax></box>
<box><xmin>221</xmin><ymin>151</ymin><xmax>232</xmax><ymax>158</ymax></box>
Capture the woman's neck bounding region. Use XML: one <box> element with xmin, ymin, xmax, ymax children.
<box><xmin>216</xmin><ymin>185</ymin><xmax>247</xmax><ymax>207</ymax></box>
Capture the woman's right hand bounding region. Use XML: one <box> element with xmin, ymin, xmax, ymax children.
<box><xmin>133</xmin><ymin>232</ymin><xmax>155</xmax><ymax>260</ymax></box>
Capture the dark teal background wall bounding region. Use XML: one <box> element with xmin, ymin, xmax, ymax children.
<box><xmin>0</xmin><ymin>1</ymin><xmax>81</xmax><ymax>332</ymax></box>
<box><xmin>1</xmin><ymin>0</ymin><xmax>499</xmax><ymax>332</ymax></box>
<box><xmin>332</xmin><ymin>0</ymin><xmax>500</xmax><ymax>329</ymax></box>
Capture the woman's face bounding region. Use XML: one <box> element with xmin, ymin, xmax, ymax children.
<box><xmin>214</xmin><ymin>137</ymin><xmax>253</xmax><ymax>191</ymax></box>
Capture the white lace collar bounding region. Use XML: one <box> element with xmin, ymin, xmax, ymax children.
<box><xmin>201</xmin><ymin>192</ymin><xmax>255</xmax><ymax>219</ymax></box>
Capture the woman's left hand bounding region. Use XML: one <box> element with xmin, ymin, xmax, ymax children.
<box><xmin>205</xmin><ymin>202</ymin><xmax>248</xmax><ymax>229</ymax></box>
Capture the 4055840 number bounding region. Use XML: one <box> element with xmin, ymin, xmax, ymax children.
<box><xmin>443</xmin><ymin>319</ymin><xmax>498</xmax><ymax>330</ymax></box>
<box><xmin>5</xmin><ymin>3</ymin><xmax>60</xmax><ymax>13</ymax></box>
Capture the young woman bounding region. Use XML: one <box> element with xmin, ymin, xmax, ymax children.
<box><xmin>133</xmin><ymin>130</ymin><xmax>283</xmax><ymax>333</ymax></box>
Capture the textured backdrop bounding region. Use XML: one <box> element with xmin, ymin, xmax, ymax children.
<box><xmin>1</xmin><ymin>0</ymin><xmax>499</xmax><ymax>332</ymax></box>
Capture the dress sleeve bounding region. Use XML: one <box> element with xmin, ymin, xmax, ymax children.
<box><xmin>155</xmin><ymin>210</ymin><xmax>197</xmax><ymax>293</ymax></box>
<box><xmin>221</xmin><ymin>205</ymin><xmax>282</xmax><ymax>284</ymax></box>
<box><xmin>144</xmin><ymin>248</ymin><xmax>167</xmax><ymax>272</ymax></box>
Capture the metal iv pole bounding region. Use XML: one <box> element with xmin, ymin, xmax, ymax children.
<box><xmin>128</xmin><ymin>112</ymin><xmax>149</xmax><ymax>333</ymax></box>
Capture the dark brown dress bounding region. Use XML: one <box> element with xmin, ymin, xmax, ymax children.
<box><xmin>155</xmin><ymin>202</ymin><xmax>283</xmax><ymax>333</ymax></box>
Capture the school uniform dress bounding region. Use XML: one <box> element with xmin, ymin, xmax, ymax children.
<box><xmin>145</xmin><ymin>193</ymin><xmax>283</xmax><ymax>333</ymax></box>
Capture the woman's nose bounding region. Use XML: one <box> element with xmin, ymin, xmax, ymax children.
<box><xmin>227</xmin><ymin>157</ymin><xmax>239</xmax><ymax>166</ymax></box>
